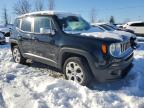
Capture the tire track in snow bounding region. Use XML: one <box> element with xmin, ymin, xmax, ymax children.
<box><xmin>0</xmin><ymin>92</ymin><xmax>6</xmax><ymax>108</ymax></box>
<box><xmin>1</xmin><ymin>43</ymin><xmax>144</xmax><ymax>108</ymax></box>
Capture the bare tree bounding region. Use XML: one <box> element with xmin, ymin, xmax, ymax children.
<box><xmin>48</xmin><ymin>0</ymin><xmax>55</xmax><ymax>10</ymax></box>
<box><xmin>35</xmin><ymin>0</ymin><xmax>44</xmax><ymax>11</ymax></box>
<box><xmin>90</xmin><ymin>8</ymin><xmax>96</xmax><ymax>23</ymax></box>
<box><xmin>13</xmin><ymin>0</ymin><xmax>31</xmax><ymax>15</ymax></box>
<box><xmin>2</xmin><ymin>7</ymin><xmax>9</xmax><ymax>26</ymax></box>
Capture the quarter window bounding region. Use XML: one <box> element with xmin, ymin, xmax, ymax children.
<box><xmin>34</xmin><ymin>17</ymin><xmax>51</xmax><ymax>33</ymax></box>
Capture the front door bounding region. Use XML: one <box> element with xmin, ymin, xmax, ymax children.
<box><xmin>19</xmin><ymin>17</ymin><xmax>34</xmax><ymax>55</ymax></box>
<box><xmin>31</xmin><ymin>16</ymin><xmax>58</xmax><ymax>65</ymax></box>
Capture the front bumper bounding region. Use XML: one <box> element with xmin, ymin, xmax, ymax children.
<box><xmin>88</xmin><ymin>50</ymin><xmax>134</xmax><ymax>82</ymax></box>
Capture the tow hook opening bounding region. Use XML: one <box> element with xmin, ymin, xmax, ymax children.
<box><xmin>110</xmin><ymin>70</ymin><xmax>122</xmax><ymax>76</ymax></box>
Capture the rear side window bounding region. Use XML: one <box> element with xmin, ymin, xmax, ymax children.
<box><xmin>14</xmin><ymin>19</ymin><xmax>20</xmax><ymax>28</ymax></box>
<box><xmin>34</xmin><ymin>16</ymin><xmax>51</xmax><ymax>33</ymax></box>
<box><xmin>21</xmin><ymin>17</ymin><xmax>33</xmax><ymax>32</ymax></box>
<box><xmin>130</xmin><ymin>23</ymin><xmax>144</xmax><ymax>27</ymax></box>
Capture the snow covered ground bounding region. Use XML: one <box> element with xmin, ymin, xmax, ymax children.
<box><xmin>0</xmin><ymin>43</ymin><xmax>144</xmax><ymax>108</ymax></box>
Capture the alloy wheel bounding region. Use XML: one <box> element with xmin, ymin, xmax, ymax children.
<box><xmin>65</xmin><ymin>62</ymin><xmax>84</xmax><ymax>84</ymax></box>
<box><xmin>13</xmin><ymin>48</ymin><xmax>21</xmax><ymax>63</ymax></box>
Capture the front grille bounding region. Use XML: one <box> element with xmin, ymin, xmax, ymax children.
<box><xmin>121</xmin><ymin>41</ymin><xmax>131</xmax><ymax>53</ymax></box>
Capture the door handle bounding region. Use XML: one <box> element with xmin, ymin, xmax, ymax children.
<box><xmin>50</xmin><ymin>39</ymin><xmax>55</xmax><ymax>44</ymax></box>
<box><xmin>32</xmin><ymin>37</ymin><xmax>39</xmax><ymax>41</ymax></box>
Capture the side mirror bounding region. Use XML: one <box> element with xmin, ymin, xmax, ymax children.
<box><xmin>40</xmin><ymin>28</ymin><xmax>55</xmax><ymax>35</ymax></box>
<box><xmin>4</xmin><ymin>32</ymin><xmax>11</xmax><ymax>37</ymax></box>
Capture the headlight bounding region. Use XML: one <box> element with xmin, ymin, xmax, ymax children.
<box><xmin>110</xmin><ymin>43</ymin><xmax>121</xmax><ymax>57</ymax></box>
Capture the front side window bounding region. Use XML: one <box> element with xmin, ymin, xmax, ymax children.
<box><xmin>57</xmin><ymin>15</ymin><xmax>91</xmax><ymax>33</ymax></box>
<box><xmin>34</xmin><ymin>16</ymin><xmax>51</xmax><ymax>33</ymax></box>
<box><xmin>21</xmin><ymin>17</ymin><xmax>33</xmax><ymax>32</ymax></box>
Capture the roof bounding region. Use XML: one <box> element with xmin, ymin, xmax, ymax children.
<box><xmin>17</xmin><ymin>11</ymin><xmax>80</xmax><ymax>18</ymax></box>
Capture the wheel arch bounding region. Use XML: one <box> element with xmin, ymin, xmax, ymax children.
<box><xmin>11</xmin><ymin>41</ymin><xmax>18</xmax><ymax>50</ymax></box>
<box><xmin>58</xmin><ymin>47</ymin><xmax>93</xmax><ymax>71</ymax></box>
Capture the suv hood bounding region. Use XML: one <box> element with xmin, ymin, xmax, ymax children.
<box><xmin>81</xmin><ymin>28</ymin><xmax>130</xmax><ymax>41</ymax></box>
<box><xmin>112</xmin><ymin>30</ymin><xmax>136</xmax><ymax>38</ymax></box>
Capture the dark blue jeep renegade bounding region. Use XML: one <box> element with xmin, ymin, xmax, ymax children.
<box><xmin>10</xmin><ymin>11</ymin><xmax>136</xmax><ymax>85</ymax></box>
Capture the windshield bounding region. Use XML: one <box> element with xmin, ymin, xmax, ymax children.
<box><xmin>57</xmin><ymin>15</ymin><xmax>91</xmax><ymax>33</ymax></box>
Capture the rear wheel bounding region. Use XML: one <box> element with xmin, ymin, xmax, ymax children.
<box><xmin>63</xmin><ymin>57</ymin><xmax>92</xmax><ymax>86</ymax></box>
<box><xmin>12</xmin><ymin>46</ymin><xmax>27</xmax><ymax>64</ymax></box>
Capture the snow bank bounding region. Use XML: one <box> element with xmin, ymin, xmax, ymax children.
<box><xmin>0</xmin><ymin>43</ymin><xmax>144</xmax><ymax>108</ymax></box>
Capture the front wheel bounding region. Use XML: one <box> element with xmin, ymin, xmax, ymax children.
<box><xmin>12</xmin><ymin>46</ymin><xmax>27</xmax><ymax>64</ymax></box>
<box><xmin>63</xmin><ymin>57</ymin><xmax>92</xmax><ymax>86</ymax></box>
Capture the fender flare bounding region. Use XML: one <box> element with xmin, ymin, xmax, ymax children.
<box><xmin>10</xmin><ymin>39</ymin><xmax>19</xmax><ymax>47</ymax></box>
<box><xmin>58</xmin><ymin>47</ymin><xmax>94</xmax><ymax>69</ymax></box>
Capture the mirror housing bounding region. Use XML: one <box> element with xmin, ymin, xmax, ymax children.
<box><xmin>40</xmin><ymin>28</ymin><xmax>55</xmax><ymax>35</ymax></box>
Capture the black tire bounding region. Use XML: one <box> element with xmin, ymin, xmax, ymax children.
<box><xmin>12</xmin><ymin>46</ymin><xmax>27</xmax><ymax>64</ymax></box>
<box><xmin>63</xmin><ymin>57</ymin><xmax>92</xmax><ymax>86</ymax></box>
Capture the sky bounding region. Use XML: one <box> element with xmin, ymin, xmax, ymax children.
<box><xmin>0</xmin><ymin>0</ymin><xmax>144</xmax><ymax>24</ymax></box>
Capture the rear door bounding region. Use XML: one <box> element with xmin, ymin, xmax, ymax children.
<box><xmin>18</xmin><ymin>17</ymin><xmax>34</xmax><ymax>55</ymax></box>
